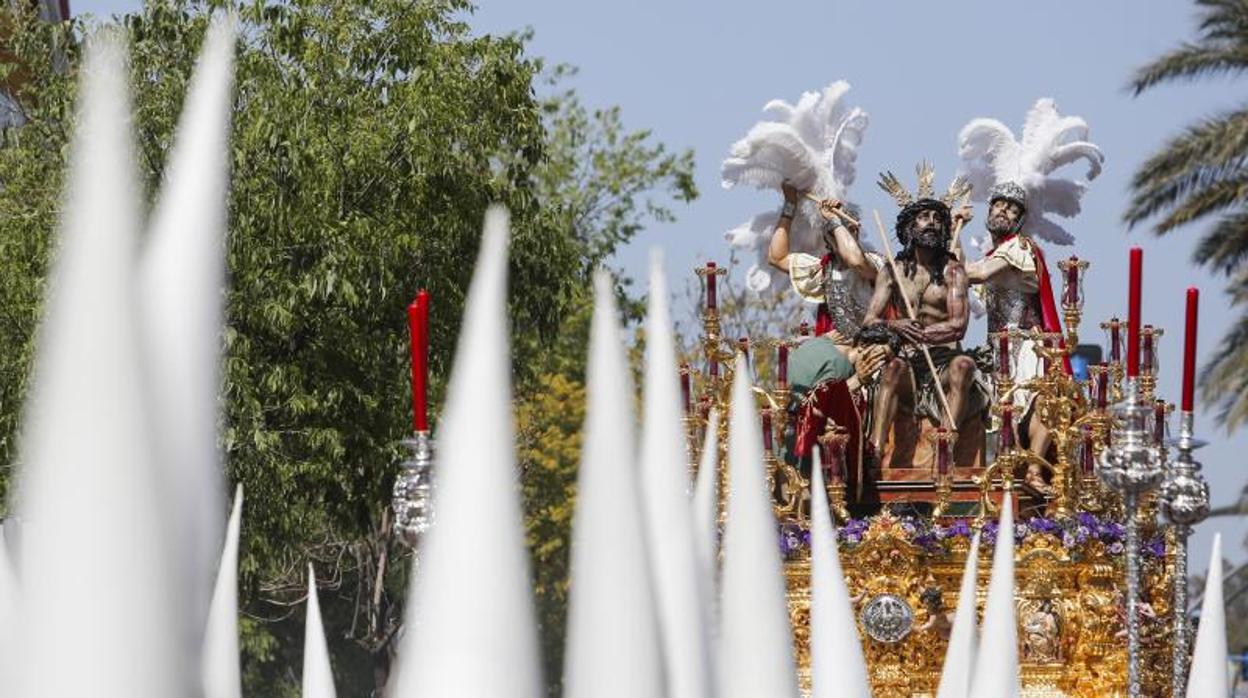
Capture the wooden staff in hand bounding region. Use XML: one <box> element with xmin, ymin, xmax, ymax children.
<box><xmin>869</xmin><ymin>210</ymin><xmax>958</xmax><ymax>431</ymax></box>
<box><xmin>804</xmin><ymin>191</ymin><xmax>861</xmax><ymax>229</ymax></box>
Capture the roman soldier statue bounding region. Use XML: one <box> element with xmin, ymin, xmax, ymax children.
<box><xmin>957</xmin><ymin>99</ymin><xmax>1105</xmax><ymax>465</ymax></box>
<box><xmin>720</xmin><ymin>81</ymin><xmax>888</xmax><ymax>496</ymax></box>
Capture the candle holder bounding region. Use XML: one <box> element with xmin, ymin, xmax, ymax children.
<box><xmin>696</xmin><ymin>262</ymin><xmax>730</xmax><ymax>381</ymax></box>
<box><xmin>1098</xmin><ymin>378</ymin><xmax>1167</xmax><ymax>698</ymax></box>
<box><xmin>1102</xmin><ymin>318</ymin><xmax>1126</xmax><ymax>403</ymax></box>
<box><xmin>680</xmin><ymin>363</ymin><xmax>700</xmax><ymax>482</ymax></box>
<box><xmin>931</xmin><ymin>427</ymin><xmax>954</xmax><ymax>518</ymax></box>
<box><xmin>1059</xmin><ymin>255</ymin><xmax>1090</xmax><ymax>344</ymax></box>
<box><xmin>1159</xmin><ymin>411</ymin><xmax>1210</xmax><ymax>697</ymax></box>
<box><xmin>1139</xmin><ymin>326</ymin><xmax>1164</xmax><ymax>401</ymax></box>
<box><xmin>989</xmin><ymin>329</ymin><xmax>1015</xmax><ymax>405</ymax></box>
<box><xmin>393</xmin><ymin>430</ymin><xmax>436</xmax><ymax>548</ymax></box>
<box><xmin>818</xmin><ymin>428</ymin><xmax>851</xmax><ymax>523</ymax></box>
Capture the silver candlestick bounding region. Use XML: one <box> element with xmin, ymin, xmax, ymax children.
<box><xmin>392</xmin><ymin>430</ymin><xmax>435</xmax><ymax>548</ymax></box>
<box><xmin>1099</xmin><ymin>377</ymin><xmax>1166</xmax><ymax>698</ymax></box>
<box><xmin>1159</xmin><ymin>411</ymin><xmax>1209</xmax><ymax>698</ymax></box>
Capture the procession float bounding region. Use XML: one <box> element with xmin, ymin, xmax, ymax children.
<box><xmin>392</xmin><ymin>84</ymin><xmax>1215</xmax><ymax>698</ymax></box>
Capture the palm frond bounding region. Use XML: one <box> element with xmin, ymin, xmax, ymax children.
<box><xmin>1124</xmin><ymin>156</ymin><xmax>1248</xmax><ymax>229</ymax></box>
<box><xmin>1200</xmin><ymin>278</ymin><xmax>1248</xmax><ymax>429</ymax></box>
<box><xmin>1198</xmin><ymin>0</ymin><xmax>1248</xmax><ymax>41</ymax></box>
<box><xmin>1193</xmin><ymin>209</ymin><xmax>1248</xmax><ymax>273</ymax></box>
<box><xmin>1129</xmin><ymin>43</ymin><xmax>1248</xmax><ymax>95</ymax></box>
<box><xmin>1154</xmin><ymin>169</ymin><xmax>1248</xmax><ymax>232</ymax></box>
<box><xmin>1123</xmin><ymin>107</ymin><xmax>1248</xmax><ymax>228</ymax></box>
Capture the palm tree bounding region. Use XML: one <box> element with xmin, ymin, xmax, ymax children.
<box><xmin>1126</xmin><ymin>0</ymin><xmax>1248</xmax><ymax>429</ymax></box>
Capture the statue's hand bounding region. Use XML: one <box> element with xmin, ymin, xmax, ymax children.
<box><xmin>782</xmin><ymin>181</ymin><xmax>803</xmax><ymax>204</ymax></box>
<box><xmin>953</xmin><ymin>203</ymin><xmax>973</xmax><ymax>228</ymax></box>
<box><xmin>818</xmin><ymin>198</ymin><xmax>842</xmax><ymax>220</ymax></box>
<box><xmin>854</xmin><ymin>345</ymin><xmax>890</xmax><ymax>384</ymax></box>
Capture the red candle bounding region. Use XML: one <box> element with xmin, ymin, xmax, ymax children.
<box><xmin>705</xmin><ymin>261</ymin><xmax>718</xmax><ymax>311</ymax></box>
<box><xmin>1141</xmin><ymin>327</ymin><xmax>1155</xmax><ymax>377</ymax></box>
<box><xmin>408</xmin><ymin>289</ymin><xmax>430</xmax><ymax>431</ymax></box>
<box><xmin>1127</xmin><ymin>249</ymin><xmax>1143</xmax><ymax>378</ymax></box>
<box><xmin>777</xmin><ymin>344</ymin><xmax>789</xmax><ymax>386</ymax></box>
<box><xmin>1064</xmin><ymin>256</ymin><xmax>1080</xmax><ymax>306</ymax></box>
<box><xmin>679</xmin><ymin>365</ymin><xmax>691</xmax><ymax>414</ymax></box>
<box><xmin>1153</xmin><ymin>401</ymin><xmax>1167</xmax><ymax>445</ymax></box>
<box><xmin>1182</xmin><ymin>288</ymin><xmax>1199</xmax><ymax>412</ymax></box>
<box><xmin>997</xmin><ymin>333</ymin><xmax>1011</xmax><ymax>377</ymax></box>
<box><xmin>1095</xmin><ymin>364</ymin><xmax>1108</xmax><ymax>409</ymax></box>
<box><xmin>935</xmin><ymin>428</ymin><xmax>951</xmax><ymax>476</ymax></box>
<box><xmin>761</xmin><ymin>409</ymin><xmax>773</xmax><ymax>451</ymax></box>
<box><xmin>1080</xmin><ymin>425</ymin><xmax>1095</xmax><ymax>475</ymax></box>
<box><xmin>1108</xmin><ymin>318</ymin><xmax>1122</xmax><ymax>363</ymax></box>
<box><xmin>999</xmin><ymin>406</ymin><xmax>1015</xmax><ymax>451</ymax></box>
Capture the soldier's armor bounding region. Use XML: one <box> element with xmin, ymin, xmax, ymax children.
<box><xmin>985</xmin><ymin>284</ymin><xmax>1042</xmax><ymax>335</ymax></box>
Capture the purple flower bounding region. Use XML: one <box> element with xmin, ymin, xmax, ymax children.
<box><xmin>1029</xmin><ymin>518</ymin><xmax>1060</xmax><ymax>534</ymax></box>
<box><xmin>946</xmin><ymin>519</ymin><xmax>973</xmax><ymax>538</ymax></box>
<box><xmin>779</xmin><ymin>523</ymin><xmax>806</xmax><ymax>557</ymax></box>
<box><xmin>1108</xmin><ymin>541</ymin><xmax>1125</xmax><ymax>555</ymax></box>
<box><xmin>1062</xmin><ymin>531</ymin><xmax>1077</xmax><ymax>548</ymax></box>
<box><xmin>1144</xmin><ymin>538</ymin><xmax>1166</xmax><ymax>558</ymax></box>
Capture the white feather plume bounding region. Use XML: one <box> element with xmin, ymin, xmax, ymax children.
<box><xmin>721</xmin><ymin>82</ymin><xmax>869</xmax><ymax>293</ymax></box>
<box><xmin>957</xmin><ymin>98</ymin><xmax>1104</xmax><ymax>245</ymax></box>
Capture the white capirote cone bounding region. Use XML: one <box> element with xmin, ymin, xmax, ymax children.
<box><xmin>719</xmin><ymin>354</ymin><xmax>799</xmax><ymax>698</ymax></box>
<box><xmin>302</xmin><ymin>566</ymin><xmax>338</xmax><ymax>698</ymax></box>
<box><xmin>392</xmin><ymin>207</ymin><xmax>542</xmax><ymax>697</ymax></box>
<box><xmin>11</xmin><ymin>30</ymin><xmax>179</xmax><ymax>698</ymax></box>
<box><xmin>139</xmin><ymin>15</ymin><xmax>237</xmax><ymax>638</ymax></box>
<box><xmin>808</xmin><ymin>448</ymin><xmax>871</xmax><ymax>698</ymax></box>
<box><xmin>562</xmin><ymin>270</ymin><xmax>663</xmax><ymax>697</ymax></box>
<box><xmin>0</xmin><ymin>525</ymin><xmax>17</xmax><ymax>688</ymax></box>
<box><xmin>936</xmin><ymin>532</ymin><xmax>982</xmax><ymax>698</ymax></box>
<box><xmin>968</xmin><ymin>493</ymin><xmax>1020</xmax><ymax>698</ymax></box>
<box><xmin>692</xmin><ymin>409</ymin><xmax>721</xmax><ymax>606</ymax></box>
<box><xmin>639</xmin><ymin>250</ymin><xmax>716</xmax><ymax>697</ymax></box>
<box><xmin>202</xmin><ymin>486</ymin><xmax>244</xmax><ymax>698</ymax></box>
<box><xmin>1186</xmin><ymin>533</ymin><xmax>1229</xmax><ymax>698</ymax></box>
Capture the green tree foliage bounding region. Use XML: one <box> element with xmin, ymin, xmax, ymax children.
<box><xmin>0</xmin><ymin>1</ymin><xmax>696</xmax><ymax>695</ymax></box>
<box><xmin>1126</xmin><ymin>0</ymin><xmax>1248</xmax><ymax>429</ymax></box>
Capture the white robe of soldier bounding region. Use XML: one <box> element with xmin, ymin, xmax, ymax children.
<box><xmin>982</xmin><ymin>236</ymin><xmax>1043</xmax><ymax>413</ymax></box>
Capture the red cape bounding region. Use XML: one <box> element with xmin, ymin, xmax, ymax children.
<box><xmin>992</xmin><ymin>234</ymin><xmax>1072</xmax><ymax>375</ymax></box>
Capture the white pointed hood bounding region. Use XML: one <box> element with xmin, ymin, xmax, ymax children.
<box><xmin>302</xmin><ymin>566</ymin><xmax>338</xmax><ymax>698</ymax></box>
<box><xmin>392</xmin><ymin>207</ymin><xmax>542</xmax><ymax>697</ymax></box>
<box><xmin>10</xmin><ymin>30</ymin><xmax>180</xmax><ymax>697</ymax></box>
<box><xmin>692</xmin><ymin>408</ymin><xmax>721</xmax><ymax>608</ymax></box>
<box><xmin>936</xmin><ymin>532</ymin><xmax>982</xmax><ymax>698</ymax></box>
<box><xmin>1187</xmin><ymin>533</ymin><xmax>1229</xmax><ymax>698</ymax></box>
<box><xmin>139</xmin><ymin>16</ymin><xmax>237</xmax><ymax>636</ymax></box>
<box><xmin>202</xmin><ymin>486</ymin><xmax>243</xmax><ymax>698</ymax></box>
<box><xmin>968</xmin><ymin>494</ymin><xmax>1020</xmax><ymax>698</ymax></box>
<box><xmin>809</xmin><ymin>448</ymin><xmax>871</xmax><ymax>698</ymax></box>
<box><xmin>719</xmin><ymin>354</ymin><xmax>798</xmax><ymax>698</ymax></box>
<box><xmin>639</xmin><ymin>251</ymin><xmax>716</xmax><ymax>697</ymax></box>
<box><xmin>562</xmin><ymin>270</ymin><xmax>664</xmax><ymax>697</ymax></box>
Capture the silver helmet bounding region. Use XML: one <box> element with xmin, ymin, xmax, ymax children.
<box><xmin>988</xmin><ymin>181</ymin><xmax>1028</xmax><ymax>233</ymax></box>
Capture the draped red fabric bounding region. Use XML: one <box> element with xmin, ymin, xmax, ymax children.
<box><xmin>815</xmin><ymin>303</ymin><xmax>833</xmax><ymax>335</ymax></box>
<box><xmin>814</xmin><ymin>254</ymin><xmax>835</xmax><ymax>335</ymax></box>
<box><xmin>991</xmin><ymin>234</ymin><xmax>1072</xmax><ymax>375</ymax></box>
<box><xmin>793</xmin><ymin>380</ymin><xmax>864</xmax><ymax>497</ymax></box>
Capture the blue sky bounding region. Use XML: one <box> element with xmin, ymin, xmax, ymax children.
<box><xmin>76</xmin><ymin>0</ymin><xmax>1248</xmax><ymax>574</ymax></box>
